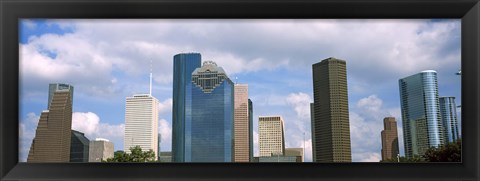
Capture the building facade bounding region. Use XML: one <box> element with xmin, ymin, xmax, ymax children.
<box><xmin>234</xmin><ymin>84</ymin><xmax>251</xmax><ymax>162</ymax></box>
<box><xmin>399</xmin><ymin>70</ymin><xmax>444</xmax><ymax>158</ymax></box>
<box><xmin>312</xmin><ymin>57</ymin><xmax>352</xmax><ymax>162</ymax></box>
<box><xmin>310</xmin><ymin>103</ymin><xmax>316</xmax><ymax>161</ymax></box>
<box><xmin>172</xmin><ymin>53</ymin><xmax>202</xmax><ymax>162</ymax></box>
<box><xmin>124</xmin><ymin>94</ymin><xmax>159</xmax><ymax>159</ymax></box>
<box><xmin>89</xmin><ymin>138</ymin><xmax>114</xmax><ymax>162</ymax></box>
<box><xmin>259</xmin><ymin>116</ymin><xmax>285</xmax><ymax>157</ymax></box>
<box><xmin>70</xmin><ymin>130</ymin><xmax>90</xmax><ymax>162</ymax></box>
<box><xmin>160</xmin><ymin>152</ymin><xmax>173</xmax><ymax>162</ymax></box>
<box><xmin>248</xmin><ymin>99</ymin><xmax>253</xmax><ymax>162</ymax></box>
<box><xmin>380</xmin><ymin>117</ymin><xmax>399</xmax><ymax>161</ymax></box>
<box><xmin>285</xmin><ymin>148</ymin><xmax>304</xmax><ymax>162</ymax></box>
<box><xmin>439</xmin><ymin>97</ymin><xmax>460</xmax><ymax>143</ymax></box>
<box><xmin>186</xmin><ymin>61</ymin><xmax>235</xmax><ymax>162</ymax></box>
<box><xmin>27</xmin><ymin>83</ymin><xmax>74</xmax><ymax>162</ymax></box>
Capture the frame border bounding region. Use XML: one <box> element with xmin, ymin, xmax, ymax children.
<box><xmin>1</xmin><ymin>0</ymin><xmax>479</xmax><ymax>181</ymax></box>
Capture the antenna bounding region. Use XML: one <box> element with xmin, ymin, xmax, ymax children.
<box><xmin>150</xmin><ymin>59</ymin><xmax>152</xmax><ymax>96</ymax></box>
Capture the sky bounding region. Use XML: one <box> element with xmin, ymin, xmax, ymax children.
<box><xmin>18</xmin><ymin>19</ymin><xmax>461</xmax><ymax>162</ymax></box>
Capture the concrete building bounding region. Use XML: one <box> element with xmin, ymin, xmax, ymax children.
<box><xmin>439</xmin><ymin>97</ymin><xmax>460</xmax><ymax>143</ymax></box>
<box><xmin>27</xmin><ymin>83</ymin><xmax>74</xmax><ymax>162</ymax></box>
<box><xmin>172</xmin><ymin>53</ymin><xmax>202</xmax><ymax>162</ymax></box>
<box><xmin>70</xmin><ymin>130</ymin><xmax>90</xmax><ymax>162</ymax></box>
<box><xmin>89</xmin><ymin>138</ymin><xmax>114</xmax><ymax>162</ymax></box>
<box><xmin>381</xmin><ymin>117</ymin><xmax>399</xmax><ymax>161</ymax></box>
<box><xmin>312</xmin><ymin>57</ymin><xmax>352</xmax><ymax>162</ymax></box>
<box><xmin>234</xmin><ymin>84</ymin><xmax>252</xmax><ymax>162</ymax></box>
<box><xmin>259</xmin><ymin>116</ymin><xmax>285</xmax><ymax>157</ymax></box>
<box><xmin>399</xmin><ymin>70</ymin><xmax>444</xmax><ymax>158</ymax></box>
<box><xmin>124</xmin><ymin>94</ymin><xmax>159</xmax><ymax>160</ymax></box>
<box><xmin>285</xmin><ymin>148</ymin><xmax>304</xmax><ymax>162</ymax></box>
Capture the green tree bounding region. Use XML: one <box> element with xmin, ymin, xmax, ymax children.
<box><xmin>104</xmin><ymin>146</ymin><xmax>157</xmax><ymax>162</ymax></box>
<box><xmin>380</xmin><ymin>155</ymin><xmax>425</xmax><ymax>163</ymax></box>
<box><xmin>423</xmin><ymin>139</ymin><xmax>461</xmax><ymax>162</ymax></box>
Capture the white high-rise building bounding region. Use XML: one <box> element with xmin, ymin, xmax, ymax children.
<box><xmin>259</xmin><ymin>116</ymin><xmax>285</xmax><ymax>157</ymax></box>
<box><xmin>124</xmin><ymin>94</ymin><xmax>159</xmax><ymax>159</ymax></box>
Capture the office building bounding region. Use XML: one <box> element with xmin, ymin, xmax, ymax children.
<box><xmin>172</xmin><ymin>53</ymin><xmax>202</xmax><ymax>162</ymax></box>
<box><xmin>248</xmin><ymin>99</ymin><xmax>253</xmax><ymax>162</ymax></box>
<box><xmin>158</xmin><ymin>134</ymin><xmax>162</xmax><ymax>160</ymax></box>
<box><xmin>27</xmin><ymin>83</ymin><xmax>74</xmax><ymax>162</ymax></box>
<box><xmin>70</xmin><ymin>130</ymin><xmax>90</xmax><ymax>162</ymax></box>
<box><xmin>439</xmin><ymin>97</ymin><xmax>460</xmax><ymax>143</ymax></box>
<box><xmin>259</xmin><ymin>116</ymin><xmax>285</xmax><ymax>157</ymax></box>
<box><xmin>310</xmin><ymin>103</ymin><xmax>316</xmax><ymax>161</ymax></box>
<box><xmin>258</xmin><ymin>155</ymin><xmax>301</xmax><ymax>162</ymax></box>
<box><xmin>234</xmin><ymin>84</ymin><xmax>251</xmax><ymax>162</ymax></box>
<box><xmin>186</xmin><ymin>61</ymin><xmax>235</xmax><ymax>162</ymax></box>
<box><xmin>124</xmin><ymin>94</ymin><xmax>159</xmax><ymax>159</ymax></box>
<box><xmin>312</xmin><ymin>57</ymin><xmax>352</xmax><ymax>162</ymax></box>
<box><xmin>380</xmin><ymin>117</ymin><xmax>399</xmax><ymax>161</ymax></box>
<box><xmin>285</xmin><ymin>148</ymin><xmax>304</xmax><ymax>162</ymax></box>
<box><xmin>89</xmin><ymin>138</ymin><xmax>114</xmax><ymax>162</ymax></box>
<box><xmin>160</xmin><ymin>152</ymin><xmax>172</xmax><ymax>162</ymax></box>
<box><xmin>399</xmin><ymin>70</ymin><xmax>444</xmax><ymax>158</ymax></box>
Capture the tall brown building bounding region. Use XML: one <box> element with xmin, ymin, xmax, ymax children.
<box><xmin>27</xmin><ymin>83</ymin><xmax>73</xmax><ymax>162</ymax></box>
<box><xmin>381</xmin><ymin>117</ymin><xmax>399</xmax><ymax>161</ymax></box>
<box><xmin>312</xmin><ymin>57</ymin><xmax>351</xmax><ymax>162</ymax></box>
<box><xmin>233</xmin><ymin>84</ymin><xmax>251</xmax><ymax>162</ymax></box>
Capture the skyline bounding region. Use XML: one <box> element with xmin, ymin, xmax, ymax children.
<box><xmin>19</xmin><ymin>19</ymin><xmax>461</xmax><ymax>162</ymax></box>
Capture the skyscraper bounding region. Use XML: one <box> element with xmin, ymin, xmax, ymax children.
<box><xmin>312</xmin><ymin>57</ymin><xmax>351</xmax><ymax>162</ymax></box>
<box><xmin>439</xmin><ymin>97</ymin><xmax>460</xmax><ymax>143</ymax></box>
<box><xmin>27</xmin><ymin>83</ymin><xmax>74</xmax><ymax>162</ymax></box>
<box><xmin>172</xmin><ymin>53</ymin><xmax>202</xmax><ymax>162</ymax></box>
<box><xmin>399</xmin><ymin>70</ymin><xmax>444</xmax><ymax>158</ymax></box>
<box><xmin>248</xmin><ymin>99</ymin><xmax>253</xmax><ymax>162</ymax></box>
<box><xmin>259</xmin><ymin>116</ymin><xmax>285</xmax><ymax>157</ymax></box>
<box><xmin>89</xmin><ymin>138</ymin><xmax>114</xmax><ymax>162</ymax></box>
<box><xmin>186</xmin><ymin>61</ymin><xmax>234</xmax><ymax>162</ymax></box>
<box><xmin>124</xmin><ymin>94</ymin><xmax>159</xmax><ymax>159</ymax></box>
<box><xmin>381</xmin><ymin>117</ymin><xmax>399</xmax><ymax>161</ymax></box>
<box><xmin>70</xmin><ymin>130</ymin><xmax>90</xmax><ymax>162</ymax></box>
<box><xmin>234</xmin><ymin>84</ymin><xmax>251</xmax><ymax>162</ymax></box>
<box><xmin>310</xmin><ymin>103</ymin><xmax>316</xmax><ymax>161</ymax></box>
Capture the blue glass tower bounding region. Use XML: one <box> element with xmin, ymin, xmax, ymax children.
<box><xmin>172</xmin><ymin>53</ymin><xmax>201</xmax><ymax>162</ymax></box>
<box><xmin>186</xmin><ymin>61</ymin><xmax>234</xmax><ymax>162</ymax></box>
<box><xmin>439</xmin><ymin>97</ymin><xmax>460</xmax><ymax>143</ymax></box>
<box><xmin>399</xmin><ymin>70</ymin><xmax>444</xmax><ymax>158</ymax></box>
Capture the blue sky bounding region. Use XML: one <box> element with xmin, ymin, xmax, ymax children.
<box><xmin>19</xmin><ymin>19</ymin><xmax>461</xmax><ymax>162</ymax></box>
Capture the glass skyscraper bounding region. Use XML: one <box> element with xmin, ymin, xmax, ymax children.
<box><xmin>186</xmin><ymin>61</ymin><xmax>234</xmax><ymax>162</ymax></box>
<box><xmin>399</xmin><ymin>70</ymin><xmax>444</xmax><ymax>158</ymax></box>
<box><xmin>439</xmin><ymin>96</ymin><xmax>460</xmax><ymax>143</ymax></box>
<box><xmin>172</xmin><ymin>53</ymin><xmax>201</xmax><ymax>162</ymax></box>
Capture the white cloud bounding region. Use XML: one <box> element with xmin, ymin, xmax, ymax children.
<box><xmin>72</xmin><ymin>112</ymin><xmax>124</xmax><ymax>151</ymax></box>
<box><xmin>22</xmin><ymin>19</ymin><xmax>37</xmax><ymax>29</ymax></box>
<box><xmin>158</xmin><ymin>98</ymin><xmax>172</xmax><ymax>114</ymax></box>
<box><xmin>286</xmin><ymin>92</ymin><xmax>312</xmax><ymax>121</ymax></box>
<box><xmin>253</xmin><ymin>130</ymin><xmax>259</xmax><ymax>157</ymax></box>
<box><xmin>158</xmin><ymin>119</ymin><xmax>172</xmax><ymax>151</ymax></box>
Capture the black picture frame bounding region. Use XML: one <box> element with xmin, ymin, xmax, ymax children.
<box><xmin>1</xmin><ymin>0</ymin><xmax>479</xmax><ymax>180</ymax></box>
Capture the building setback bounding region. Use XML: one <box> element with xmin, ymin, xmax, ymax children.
<box><xmin>439</xmin><ymin>97</ymin><xmax>460</xmax><ymax>143</ymax></box>
<box><xmin>259</xmin><ymin>116</ymin><xmax>285</xmax><ymax>157</ymax></box>
<box><xmin>89</xmin><ymin>138</ymin><xmax>114</xmax><ymax>162</ymax></box>
<box><xmin>124</xmin><ymin>94</ymin><xmax>159</xmax><ymax>160</ymax></box>
<box><xmin>234</xmin><ymin>84</ymin><xmax>251</xmax><ymax>162</ymax></box>
<box><xmin>312</xmin><ymin>57</ymin><xmax>352</xmax><ymax>162</ymax></box>
<box><xmin>172</xmin><ymin>53</ymin><xmax>202</xmax><ymax>162</ymax></box>
<box><xmin>187</xmin><ymin>61</ymin><xmax>234</xmax><ymax>162</ymax></box>
<box><xmin>399</xmin><ymin>70</ymin><xmax>444</xmax><ymax>158</ymax></box>
<box><xmin>381</xmin><ymin>117</ymin><xmax>399</xmax><ymax>161</ymax></box>
<box><xmin>70</xmin><ymin>130</ymin><xmax>90</xmax><ymax>162</ymax></box>
<box><xmin>27</xmin><ymin>83</ymin><xmax>74</xmax><ymax>163</ymax></box>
